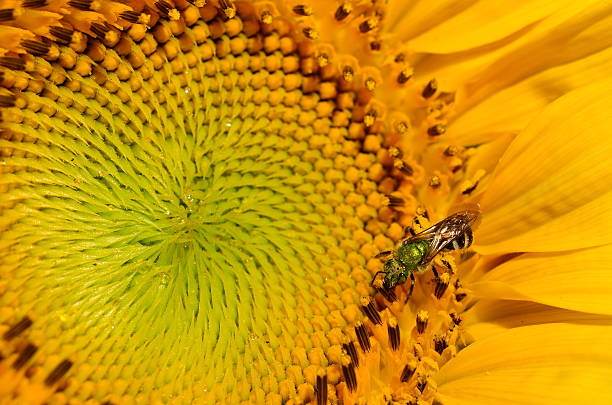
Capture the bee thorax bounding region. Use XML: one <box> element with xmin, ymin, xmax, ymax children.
<box><xmin>398</xmin><ymin>240</ymin><xmax>428</xmax><ymax>268</ymax></box>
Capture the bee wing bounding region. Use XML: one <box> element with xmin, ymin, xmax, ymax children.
<box><xmin>403</xmin><ymin>227</ymin><xmax>438</xmax><ymax>243</ymax></box>
<box><xmin>420</xmin><ymin>229</ymin><xmax>458</xmax><ymax>265</ymax></box>
<box><xmin>406</xmin><ymin>210</ymin><xmax>480</xmax><ymax>265</ymax></box>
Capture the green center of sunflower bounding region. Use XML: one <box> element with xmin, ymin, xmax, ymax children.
<box><xmin>0</xmin><ymin>6</ymin><xmax>388</xmax><ymax>402</ymax></box>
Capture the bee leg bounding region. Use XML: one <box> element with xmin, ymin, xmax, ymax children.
<box><xmin>405</xmin><ymin>272</ymin><xmax>416</xmax><ymax>303</ymax></box>
<box><xmin>405</xmin><ymin>226</ymin><xmax>416</xmax><ymax>237</ymax></box>
<box><xmin>375</xmin><ymin>250</ymin><xmax>394</xmax><ymax>259</ymax></box>
<box><xmin>370</xmin><ymin>271</ymin><xmax>386</xmax><ymax>286</ymax></box>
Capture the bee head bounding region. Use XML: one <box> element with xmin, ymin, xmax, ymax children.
<box><xmin>384</xmin><ymin>272</ymin><xmax>407</xmax><ymax>289</ymax></box>
<box><xmin>383</xmin><ymin>257</ymin><xmax>408</xmax><ymax>289</ymax></box>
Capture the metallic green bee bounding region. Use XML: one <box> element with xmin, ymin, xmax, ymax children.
<box><xmin>371</xmin><ymin>209</ymin><xmax>480</xmax><ymax>296</ymax></box>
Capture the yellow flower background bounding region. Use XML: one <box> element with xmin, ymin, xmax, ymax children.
<box><xmin>1</xmin><ymin>0</ymin><xmax>611</xmax><ymax>404</ymax></box>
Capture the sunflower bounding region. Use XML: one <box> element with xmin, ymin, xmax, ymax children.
<box><xmin>1</xmin><ymin>1</ymin><xmax>611</xmax><ymax>404</ymax></box>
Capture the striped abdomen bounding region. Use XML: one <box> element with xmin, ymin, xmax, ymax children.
<box><xmin>443</xmin><ymin>228</ymin><xmax>473</xmax><ymax>251</ymax></box>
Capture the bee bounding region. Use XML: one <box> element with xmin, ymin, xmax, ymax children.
<box><xmin>371</xmin><ymin>209</ymin><xmax>480</xmax><ymax>296</ymax></box>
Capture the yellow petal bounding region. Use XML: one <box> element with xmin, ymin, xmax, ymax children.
<box><xmin>464</xmin><ymin>299</ymin><xmax>612</xmax><ymax>341</ymax></box>
<box><xmin>436</xmin><ymin>323</ymin><xmax>612</xmax><ymax>405</ymax></box>
<box><xmin>470</xmin><ymin>245</ymin><xmax>612</xmax><ymax>315</ymax></box>
<box><xmin>402</xmin><ymin>0</ymin><xmax>575</xmax><ymax>54</ymax></box>
<box><xmin>474</xmin><ymin>79</ymin><xmax>612</xmax><ymax>254</ymax></box>
<box><xmin>458</xmin><ymin>1</ymin><xmax>612</xmax><ymax>109</ymax></box>
<box><xmin>441</xmin><ymin>132</ymin><xmax>515</xmax><ymax>207</ymax></box>
<box><xmin>415</xmin><ymin>2</ymin><xmax>611</xmax><ymax>102</ymax></box>
<box><xmin>385</xmin><ymin>0</ymin><xmax>478</xmax><ymax>45</ymax></box>
<box><xmin>449</xmin><ymin>46</ymin><xmax>612</xmax><ymax>145</ymax></box>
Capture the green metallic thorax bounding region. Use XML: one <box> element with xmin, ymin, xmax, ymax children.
<box><xmin>397</xmin><ymin>240</ymin><xmax>429</xmax><ymax>272</ymax></box>
<box><xmin>382</xmin><ymin>240</ymin><xmax>429</xmax><ymax>288</ymax></box>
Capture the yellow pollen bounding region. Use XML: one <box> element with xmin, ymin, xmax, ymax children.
<box><xmin>317</xmin><ymin>53</ymin><xmax>329</xmax><ymax>67</ymax></box>
<box><xmin>303</xmin><ymin>27</ymin><xmax>319</xmax><ymax>40</ymax></box>
<box><xmin>427</xmin><ymin>124</ymin><xmax>446</xmax><ymax>136</ymax></box>
<box><xmin>168</xmin><ymin>8</ymin><xmax>181</xmax><ymax>21</ymax></box>
<box><xmin>388</xmin><ymin>146</ymin><xmax>401</xmax><ymax>158</ymax></box>
<box><xmin>444</xmin><ymin>145</ymin><xmax>458</xmax><ymax>156</ymax></box>
<box><xmin>359</xmin><ymin>17</ymin><xmax>379</xmax><ymax>33</ymax></box>
<box><xmin>416</xmin><ymin>310</ymin><xmax>429</xmax><ymax>334</ymax></box>
<box><xmin>460</xmin><ymin>168</ymin><xmax>486</xmax><ymax>195</ymax></box>
<box><xmin>364</xmin><ymin>110</ymin><xmax>377</xmax><ymax>127</ymax></box>
<box><xmin>433</xmin><ymin>272</ymin><xmax>451</xmax><ymax>299</ymax></box>
<box><xmin>293</xmin><ymin>4</ymin><xmax>313</xmax><ymax>17</ymax></box>
<box><xmin>335</xmin><ymin>3</ymin><xmax>352</xmax><ymax>21</ymax></box>
<box><xmin>219</xmin><ymin>0</ymin><xmax>236</xmax><ymax>18</ymax></box>
<box><xmin>397</xmin><ymin>67</ymin><xmax>413</xmax><ymax>84</ymax></box>
<box><xmin>342</xmin><ymin>66</ymin><xmax>354</xmax><ymax>82</ymax></box>
<box><xmin>341</xmin><ymin>355</ymin><xmax>358</xmax><ymax>392</ymax></box>
<box><xmin>429</xmin><ymin>175</ymin><xmax>441</xmax><ymax>188</ymax></box>
<box><xmin>400</xmin><ymin>361</ymin><xmax>417</xmax><ymax>383</ymax></box>
<box><xmin>395</xmin><ymin>120</ymin><xmax>409</xmax><ymax>134</ymax></box>
<box><xmin>365</xmin><ymin>77</ymin><xmax>376</xmax><ymax>91</ymax></box>
<box><xmin>261</xmin><ymin>10</ymin><xmax>273</xmax><ymax>24</ymax></box>
<box><xmin>393</xmin><ymin>159</ymin><xmax>412</xmax><ymax>176</ymax></box>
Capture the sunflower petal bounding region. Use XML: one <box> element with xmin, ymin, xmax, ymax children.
<box><xmin>453</xmin><ymin>1</ymin><xmax>612</xmax><ymax>109</ymax></box>
<box><xmin>449</xmin><ymin>46</ymin><xmax>612</xmax><ymax>145</ymax></box>
<box><xmin>415</xmin><ymin>2</ymin><xmax>612</xmax><ymax>105</ymax></box>
<box><xmin>470</xmin><ymin>245</ymin><xmax>612</xmax><ymax>315</ymax></box>
<box><xmin>404</xmin><ymin>0</ymin><xmax>575</xmax><ymax>54</ymax></box>
<box><xmin>436</xmin><ymin>323</ymin><xmax>612</xmax><ymax>405</ymax></box>
<box><xmin>474</xmin><ymin>79</ymin><xmax>612</xmax><ymax>254</ymax></box>
<box><xmin>385</xmin><ymin>0</ymin><xmax>475</xmax><ymax>42</ymax></box>
<box><xmin>464</xmin><ymin>299</ymin><xmax>612</xmax><ymax>341</ymax></box>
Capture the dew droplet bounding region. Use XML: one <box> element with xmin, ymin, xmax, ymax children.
<box><xmin>157</xmin><ymin>272</ymin><xmax>170</xmax><ymax>288</ymax></box>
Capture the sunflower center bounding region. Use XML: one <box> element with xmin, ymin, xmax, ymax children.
<box><xmin>0</xmin><ymin>4</ymin><xmax>391</xmax><ymax>402</ymax></box>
